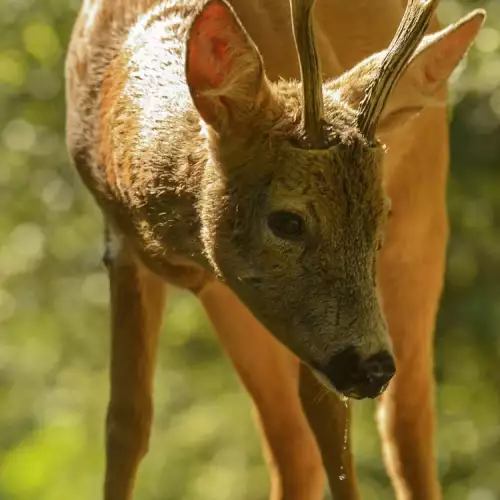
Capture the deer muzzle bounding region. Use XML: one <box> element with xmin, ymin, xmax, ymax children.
<box><xmin>314</xmin><ymin>346</ymin><xmax>396</xmax><ymax>399</ymax></box>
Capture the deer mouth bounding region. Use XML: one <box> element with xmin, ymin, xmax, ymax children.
<box><xmin>341</xmin><ymin>380</ymin><xmax>391</xmax><ymax>400</ymax></box>
<box><xmin>310</xmin><ymin>359</ymin><xmax>394</xmax><ymax>401</ymax></box>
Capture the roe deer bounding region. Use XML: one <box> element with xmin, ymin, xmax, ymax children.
<box><xmin>65</xmin><ymin>0</ymin><xmax>484</xmax><ymax>498</ymax></box>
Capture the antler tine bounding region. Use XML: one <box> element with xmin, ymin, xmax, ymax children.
<box><xmin>357</xmin><ymin>0</ymin><xmax>439</xmax><ymax>141</ymax></box>
<box><xmin>290</xmin><ymin>0</ymin><xmax>325</xmax><ymax>148</ymax></box>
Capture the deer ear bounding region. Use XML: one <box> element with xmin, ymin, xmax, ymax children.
<box><xmin>334</xmin><ymin>10</ymin><xmax>485</xmax><ymax>134</ymax></box>
<box><xmin>186</xmin><ymin>0</ymin><xmax>269</xmax><ymax>134</ymax></box>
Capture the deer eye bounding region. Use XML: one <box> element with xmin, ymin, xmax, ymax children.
<box><xmin>267</xmin><ymin>211</ymin><xmax>305</xmax><ymax>240</ymax></box>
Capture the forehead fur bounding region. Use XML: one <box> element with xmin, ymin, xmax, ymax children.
<box><xmin>210</xmin><ymin>78</ymin><xmax>379</xmax><ymax>167</ymax></box>
<box><xmin>268</xmin><ymin>143</ymin><xmax>387</xmax><ymax>244</ymax></box>
<box><xmin>210</xmin><ymin>78</ymin><xmax>387</xmax><ymax>218</ymax></box>
<box><xmin>270</xmin><ymin>79</ymin><xmax>366</xmax><ymax>149</ymax></box>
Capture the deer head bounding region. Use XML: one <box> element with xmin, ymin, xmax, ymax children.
<box><xmin>185</xmin><ymin>0</ymin><xmax>484</xmax><ymax>398</ymax></box>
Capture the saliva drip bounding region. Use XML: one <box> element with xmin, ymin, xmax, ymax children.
<box><xmin>339</xmin><ymin>396</ymin><xmax>349</xmax><ymax>481</ymax></box>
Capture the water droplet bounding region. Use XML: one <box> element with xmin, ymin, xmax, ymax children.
<box><xmin>339</xmin><ymin>474</ymin><xmax>346</xmax><ymax>481</ymax></box>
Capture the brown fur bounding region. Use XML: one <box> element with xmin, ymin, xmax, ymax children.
<box><xmin>65</xmin><ymin>1</ymin><xmax>484</xmax><ymax>499</ymax></box>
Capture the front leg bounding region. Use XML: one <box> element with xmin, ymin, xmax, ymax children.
<box><xmin>376</xmin><ymin>229</ymin><xmax>445</xmax><ymax>500</ymax></box>
<box><xmin>104</xmin><ymin>234</ymin><xmax>167</xmax><ymax>500</ymax></box>
<box><xmin>299</xmin><ymin>365</ymin><xmax>359</xmax><ymax>500</ymax></box>
<box><xmin>376</xmin><ymin>107</ymin><xmax>449</xmax><ymax>500</ymax></box>
<box><xmin>198</xmin><ymin>281</ymin><xmax>325</xmax><ymax>500</ymax></box>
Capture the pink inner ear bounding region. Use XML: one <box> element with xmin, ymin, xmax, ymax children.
<box><xmin>187</xmin><ymin>2</ymin><xmax>235</xmax><ymax>90</ymax></box>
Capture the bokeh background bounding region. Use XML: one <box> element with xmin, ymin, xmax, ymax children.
<box><xmin>0</xmin><ymin>0</ymin><xmax>499</xmax><ymax>498</ymax></box>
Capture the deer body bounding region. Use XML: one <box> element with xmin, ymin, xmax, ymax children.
<box><xmin>66</xmin><ymin>0</ymin><xmax>447</xmax><ymax>292</ymax></box>
<box><xmin>66</xmin><ymin>1</ymin><xmax>483</xmax><ymax>499</ymax></box>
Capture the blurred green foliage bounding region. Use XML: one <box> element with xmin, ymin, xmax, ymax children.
<box><xmin>0</xmin><ymin>0</ymin><xmax>499</xmax><ymax>499</ymax></box>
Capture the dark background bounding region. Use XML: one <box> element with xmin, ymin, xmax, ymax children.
<box><xmin>0</xmin><ymin>0</ymin><xmax>499</xmax><ymax>498</ymax></box>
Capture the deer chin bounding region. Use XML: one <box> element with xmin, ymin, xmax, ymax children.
<box><xmin>309</xmin><ymin>367</ymin><xmax>358</xmax><ymax>400</ymax></box>
<box><xmin>310</xmin><ymin>365</ymin><xmax>392</xmax><ymax>401</ymax></box>
<box><xmin>342</xmin><ymin>383</ymin><xmax>390</xmax><ymax>401</ymax></box>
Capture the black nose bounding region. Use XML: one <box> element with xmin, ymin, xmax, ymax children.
<box><xmin>322</xmin><ymin>347</ymin><xmax>396</xmax><ymax>399</ymax></box>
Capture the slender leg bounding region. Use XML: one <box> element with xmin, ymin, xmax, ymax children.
<box><xmin>197</xmin><ymin>281</ymin><xmax>325</xmax><ymax>500</ymax></box>
<box><xmin>376</xmin><ymin>236</ymin><xmax>445</xmax><ymax>500</ymax></box>
<box><xmin>104</xmin><ymin>240</ymin><xmax>167</xmax><ymax>500</ymax></box>
<box><xmin>376</xmin><ymin>108</ymin><xmax>448</xmax><ymax>500</ymax></box>
<box><xmin>299</xmin><ymin>365</ymin><xmax>359</xmax><ymax>500</ymax></box>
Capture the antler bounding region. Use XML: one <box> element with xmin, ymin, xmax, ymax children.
<box><xmin>357</xmin><ymin>0</ymin><xmax>439</xmax><ymax>141</ymax></box>
<box><xmin>290</xmin><ymin>0</ymin><xmax>325</xmax><ymax>148</ymax></box>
